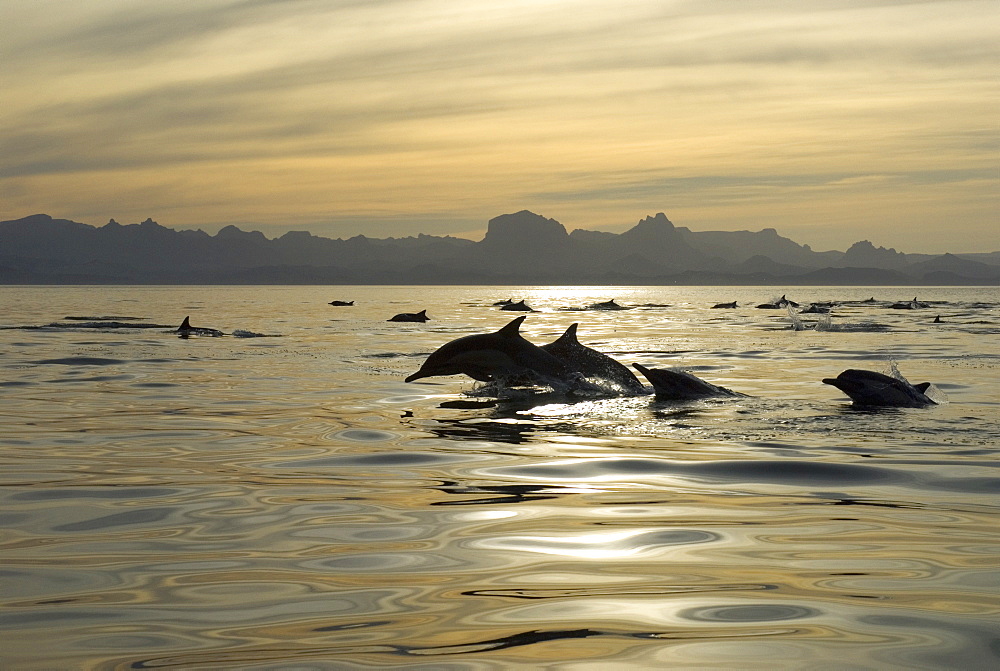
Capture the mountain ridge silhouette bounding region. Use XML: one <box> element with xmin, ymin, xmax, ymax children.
<box><xmin>1</xmin><ymin>211</ymin><xmax>997</xmax><ymax>285</ymax></box>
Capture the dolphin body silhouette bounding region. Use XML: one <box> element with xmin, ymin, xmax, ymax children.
<box><xmin>176</xmin><ymin>316</ymin><xmax>223</xmax><ymax>337</ymax></box>
<box><xmin>500</xmin><ymin>300</ymin><xmax>534</xmax><ymax>312</ymax></box>
<box><xmin>822</xmin><ymin>369</ymin><xmax>936</xmax><ymax>407</ymax></box>
<box><xmin>540</xmin><ymin>323</ymin><xmax>646</xmax><ymax>393</ymax></box>
<box><xmin>632</xmin><ymin>363</ymin><xmax>740</xmax><ymax>400</ymax></box>
<box><xmin>890</xmin><ymin>297</ymin><xmax>930</xmax><ymax>310</ymax></box>
<box><xmin>389</xmin><ymin>310</ymin><xmax>429</xmax><ymax>322</ymax></box>
<box><xmin>587</xmin><ymin>299</ymin><xmax>629</xmax><ymax>311</ymax></box>
<box><xmin>405</xmin><ymin>316</ymin><xmax>569</xmax><ymax>383</ymax></box>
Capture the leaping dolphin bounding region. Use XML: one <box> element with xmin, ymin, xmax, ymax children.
<box><xmin>632</xmin><ymin>363</ymin><xmax>740</xmax><ymax>400</ymax></box>
<box><xmin>405</xmin><ymin>316</ymin><xmax>570</xmax><ymax>383</ymax></box>
<box><xmin>822</xmin><ymin>369</ymin><xmax>936</xmax><ymax>407</ymax></box>
<box><xmin>541</xmin><ymin>323</ymin><xmax>645</xmax><ymax>393</ymax></box>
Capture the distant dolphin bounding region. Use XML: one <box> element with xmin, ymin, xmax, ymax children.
<box><xmin>587</xmin><ymin>299</ymin><xmax>629</xmax><ymax>311</ymax></box>
<box><xmin>632</xmin><ymin>363</ymin><xmax>740</xmax><ymax>400</ymax></box>
<box><xmin>758</xmin><ymin>294</ymin><xmax>799</xmax><ymax>309</ymax></box>
<box><xmin>712</xmin><ymin>301</ymin><xmax>738</xmax><ymax>309</ymax></box>
<box><xmin>541</xmin><ymin>323</ymin><xmax>646</xmax><ymax>393</ymax></box>
<box><xmin>492</xmin><ymin>298</ymin><xmax>514</xmax><ymax>306</ymax></box>
<box><xmin>176</xmin><ymin>316</ymin><xmax>224</xmax><ymax>337</ymax></box>
<box><xmin>389</xmin><ymin>309</ymin><xmax>429</xmax><ymax>322</ymax></box>
<box><xmin>405</xmin><ymin>316</ymin><xmax>569</xmax><ymax>383</ymax></box>
<box><xmin>800</xmin><ymin>304</ymin><xmax>831</xmax><ymax>314</ymax></box>
<box><xmin>500</xmin><ymin>300</ymin><xmax>534</xmax><ymax>312</ymax></box>
<box><xmin>328</xmin><ymin>300</ymin><xmax>354</xmax><ymax>306</ymax></box>
<box><xmin>890</xmin><ymin>297</ymin><xmax>930</xmax><ymax>309</ymax></box>
<box><xmin>822</xmin><ymin>369</ymin><xmax>936</xmax><ymax>407</ymax></box>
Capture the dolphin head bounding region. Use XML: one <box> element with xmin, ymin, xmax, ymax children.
<box><xmin>633</xmin><ymin>363</ymin><xmax>734</xmax><ymax>399</ymax></box>
<box><xmin>822</xmin><ymin>369</ymin><xmax>935</xmax><ymax>407</ymax></box>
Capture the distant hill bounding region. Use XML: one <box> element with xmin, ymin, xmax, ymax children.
<box><xmin>1</xmin><ymin>211</ymin><xmax>997</xmax><ymax>285</ymax></box>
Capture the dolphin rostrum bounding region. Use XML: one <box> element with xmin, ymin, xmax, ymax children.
<box><xmin>541</xmin><ymin>323</ymin><xmax>645</xmax><ymax>393</ymax></box>
<box><xmin>405</xmin><ymin>316</ymin><xmax>570</xmax><ymax>383</ymax></box>
<box><xmin>632</xmin><ymin>363</ymin><xmax>740</xmax><ymax>400</ymax></box>
<box><xmin>822</xmin><ymin>369</ymin><xmax>936</xmax><ymax>407</ymax></box>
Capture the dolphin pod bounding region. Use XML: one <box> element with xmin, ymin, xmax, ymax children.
<box><xmin>406</xmin><ymin>317</ymin><xmax>940</xmax><ymax>407</ymax></box>
<box><xmin>405</xmin><ymin>317</ymin><xmax>736</xmax><ymax>400</ymax></box>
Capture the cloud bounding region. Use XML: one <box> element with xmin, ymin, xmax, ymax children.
<box><xmin>1</xmin><ymin>0</ymin><xmax>997</xmax><ymax>252</ymax></box>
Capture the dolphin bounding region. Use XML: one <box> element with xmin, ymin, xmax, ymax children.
<box><xmin>757</xmin><ymin>294</ymin><xmax>799</xmax><ymax>309</ymax></box>
<box><xmin>492</xmin><ymin>298</ymin><xmax>514</xmax><ymax>306</ymax></box>
<box><xmin>540</xmin><ymin>323</ymin><xmax>646</xmax><ymax>393</ymax></box>
<box><xmin>712</xmin><ymin>301</ymin><xmax>738</xmax><ymax>309</ymax></box>
<box><xmin>405</xmin><ymin>316</ymin><xmax>570</xmax><ymax>383</ymax></box>
<box><xmin>800</xmin><ymin>304</ymin><xmax>831</xmax><ymax>314</ymax></box>
<box><xmin>389</xmin><ymin>309</ymin><xmax>429</xmax><ymax>322</ymax></box>
<box><xmin>176</xmin><ymin>316</ymin><xmax>223</xmax><ymax>337</ymax></box>
<box><xmin>822</xmin><ymin>369</ymin><xmax>936</xmax><ymax>407</ymax></box>
<box><xmin>500</xmin><ymin>300</ymin><xmax>534</xmax><ymax>312</ymax></box>
<box><xmin>587</xmin><ymin>299</ymin><xmax>629</xmax><ymax>311</ymax></box>
<box><xmin>890</xmin><ymin>297</ymin><xmax>930</xmax><ymax>310</ymax></box>
<box><xmin>632</xmin><ymin>363</ymin><xmax>740</xmax><ymax>400</ymax></box>
<box><xmin>328</xmin><ymin>300</ymin><xmax>354</xmax><ymax>306</ymax></box>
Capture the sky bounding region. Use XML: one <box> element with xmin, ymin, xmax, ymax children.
<box><xmin>1</xmin><ymin>0</ymin><xmax>997</xmax><ymax>254</ymax></box>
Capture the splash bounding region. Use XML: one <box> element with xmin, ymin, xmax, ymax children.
<box><xmin>887</xmin><ymin>359</ymin><xmax>949</xmax><ymax>404</ymax></box>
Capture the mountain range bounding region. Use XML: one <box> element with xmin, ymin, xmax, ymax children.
<box><xmin>2</xmin><ymin>211</ymin><xmax>998</xmax><ymax>285</ymax></box>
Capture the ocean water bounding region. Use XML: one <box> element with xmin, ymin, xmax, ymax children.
<box><xmin>1</xmin><ymin>285</ymin><xmax>998</xmax><ymax>670</ymax></box>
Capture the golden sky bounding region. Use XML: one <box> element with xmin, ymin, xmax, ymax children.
<box><xmin>1</xmin><ymin>0</ymin><xmax>997</xmax><ymax>253</ymax></box>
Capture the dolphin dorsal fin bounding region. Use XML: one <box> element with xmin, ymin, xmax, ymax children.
<box><xmin>179</xmin><ymin>316</ymin><xmax>191</xmax><ymax>329</ymax></box>
<box><xmin>915</xmin><ymin>382</ymin><xmax>931</xmax><ymax>393</ymax></box>
<box><xmin>554</xmin><ymin>323</ymin><xmax>579</xmax><ymax>344</ymax></box>
<box><xmin>497</xmin><ymin>315</ymin><xmax>527</xmax><ymax>336</ymax></box>
<box><xmin>417</xmin><ymin>310</ymin><xmax>426</xmax><ymax>316</ymax></box>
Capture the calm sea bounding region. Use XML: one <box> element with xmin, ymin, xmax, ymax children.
<box><xmin>1</xmin><ymin>285</ymin><xmax>998</xmax><ymax>670</ymax></box>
